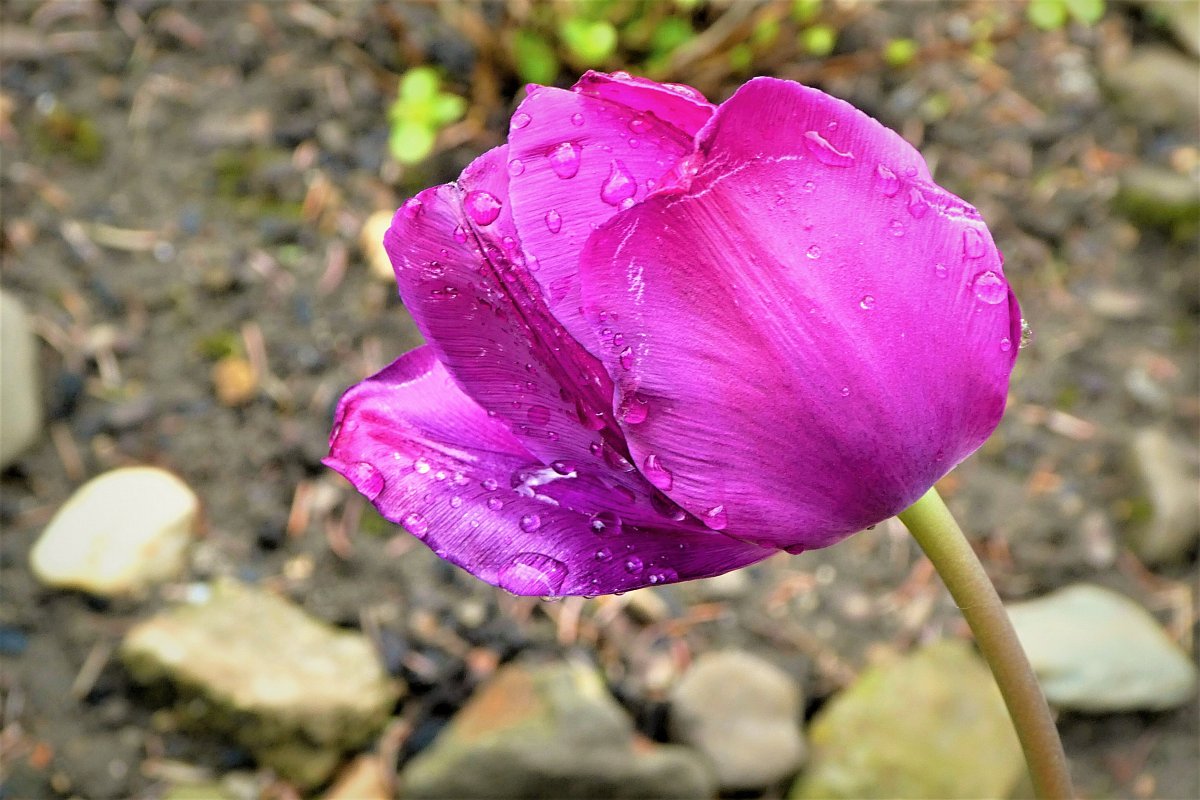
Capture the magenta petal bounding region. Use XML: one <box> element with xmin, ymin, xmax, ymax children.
<box><xmin>505</xmin><ymin>72</ymin><xmax>714</xmax><ymax>351</ymax></box>
<box><xmin>579</xmin><ymin>77</ymin><xmax>1020</xmax><ymax>551</ymax></box>
<box><xmin>324</xmin><ymin>347</ymin><xmax>774</xmax><ymax>595</ymax></box>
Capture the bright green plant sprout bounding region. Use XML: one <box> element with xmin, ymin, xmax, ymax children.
<box><xmin>560</xmin><ymin>17</ymin><xmax>618</xmax><ymax>66</ymax></box>
<box><xmin>791</xmin><ymin>0</ymin><xmax>822</xmax><ymax>25</ymax></box>
<box><xmin>1027</xmin><ymin>0</ymin><xmax>1105</xmax><ymax>30</ymax></box>
<box><xmin>883</xmin><ymin>38</ymin><xmax>919</xmax><ymax>68</ymax></box>
<box><xmin>387</xmin><ymin>67</ymin><xmax>466</xmax><ymax>166</ymax></box>
<box><xmin>799</xmin><ymin>23</ymin><xmax>837</xmax><ymax>57</ymax></box>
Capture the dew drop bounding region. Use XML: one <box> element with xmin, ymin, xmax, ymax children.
<box><xmin>589</xmin><ymin>510</ymin><xmax>623</xmax><ymax>537</ymax></box>
<box><xmin>804</xmin><ymin>130</ymin><xmax>855</xmax><ymax>167</ymax></box>
<box><xmin>347</xmin><ymin>461</ymin><xmax>384</xmax><ymax>501</ymax></box>
<box><xmin>452</xmin><ymin>225</ymin><xmax>468</xmax><ymax>243</ymax></box>
<box><xmin>507</xmin><ymin>158</ymin><xmax>525</xmax><ymax>177</ymax></box>
<box><xmin>628</xmin><ymin>116</ymin><xmax>647</xmax><ymax>133</ymax></box>
<box><xmin>595</xmin><ymin>547</ymin><xmax>613</xmax><ymax>562</ymax></box>
<box><xmin>487</xmin><ymin>497</ymin><xmax>504</xmax><ymax>511</ymax></box>
<box><xmin>413</xmin><ymin>458</ymin><xmax>432</xmax><ymax>474</ymax></box>
<box><xmin>544</xmin><ymin>209</ymin><xmax>563</xmax><ymax>233</ymax></box>
<box><xmin>972</xmin><ymin>270</ymin><xmax>1007</xmax><ymax>304</ymax></box>
<box><xmin>1019</xmin><ymin>317</ymin><xmax>1033</xmax><ymax>349</ymax></box>
<box><xmin>465</xmin><ymin>190</ymin><xmax>502</xmax><ymax>226</ymax></box>
<box><xmin>1000</xmin><ymin>337</ymin><xmax>1012</xmax><ymax>352</ymax></box>
<box><xmin>642</xmin><ymin>454</ymin><xmax>674</xmax><ymax>490</ymax></box>
<box><xmin>510</xmin><ymin>112</ymin><xmax>532</xmax><ymax>130</ymax></box>
<box><xmin>551</xmin><ymin>460</ymin><xmax>576</xmax><ymax>475</ymax></box>
<box><xmin>624</xmin><ymin>556</ymin><xmax>644</xmax><ymax>575</ymax></box>
<box><xmin>806</xmin><ymin>245</ymin><xmax>821</xmax><ymax>260</ymax></box>
<box><xmin>401</xmin><ymin>197</ymin><xmax>423</xmax><ymax>219</ymax></box>
<box><xmin>875</xmin><ymin>164</ymin><xmax>900</xmax><ymax>197</ymax></box>
<box><xmin>602</xmin><ymin>443</ymin><xmax>636</xmax><ymax>473</ymax></box>
<box><xmin>548</xmin><ymin>141</ymin><xmax>582</xmax><ymax>179</ymax></box>
<box><xmin>600</xmin><ymin>160</ymin><xmax>637</xmax><ymax>206</ymax></box>
<box><xmin>497</xmin><ymin>552</ymin><xmax>567</xmax><ymax>596</ymax></box>
<box><xmin>934</xmin><ymin>262</ymin><xmax>948</xmax><ymax>278</ymax></box>
<box><xmin>648</xmin><ymin>568</ymin><xmax>678</xmax><ymax>585</ymax></box>
<box><xmin>403</xmin><ymin>512</ymin><xmax>428</xmax><ymax>537</ymax></box>
<box><xmin>802</xmin><ymin>180</ymin><xmax>816</xmax><ymax>193</ymax></box>
<box><xmin>859</xmin><ymin>295</ymin><xmax>876</xmax><ymax>310</ymax></box>
<box><xmin>618</xmin><ymin>391</ymin><xmax>648</xmax><ymax>424</ymax></box>
<box><xmin>520</xmin><ymin>513</ymin><xmax>542</xmax><ymax>532</ymax></box>
<box><xmin>481</xmin><ymin>478</ymin><xmax>499</xmax><ymax>491</ymax></box>
<box><xmin>702</xmin><ymin>505</ymin><xmax>729</xmax><ymax>531</ymax></box>
<box><xmin>571</xmin><ymin>112</ymin><xmax>584</xmax><ymax>127</ymax></box>
<box><xmin>840</xmin><ymin>386</ymin><xmax>851</xmax><ymax>397</ymax></box>
<box><xmin>889</xmin><ymin>219</ymin><xmax>905</xmax><ymax>237</ymax></box>
<box><xmin>450</xmin><ymin>496</ymin><xmax>464</xmax><ymax>509</ymax></box>
<box><xmin>962</xmin><ymin>227</ymin><xmax>987</xmax><ymax>258</ymax></box>
<box><xmin>651</xmin><ymin>492</ymin><xmax>687</xmax><ymax>521</ymax></box>
<box><xmin>907</xmin><ymin>188</ymin><xmax>929</xmax><ymax>218</ymax></box>
<box><xmin>618</xmin><ymin>346</ymin><xmax>634</xmax><ymax>370</ymax></box>
<box><xmin>527</xmin><ymin>404</ymin><xmax>551</xmax><ymax>425</ymax></box>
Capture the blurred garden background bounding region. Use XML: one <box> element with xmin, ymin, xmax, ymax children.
<box><xmin>1</xmin><ymin>1</ymin><xmax>1197</xmax><ymax>798</ymax></box>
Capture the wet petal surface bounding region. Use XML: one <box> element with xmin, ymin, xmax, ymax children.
<box><xmin>580</xmin><ymin>77</ymin><xmax>1020</xmax><ymax>550</ymax></box>
<box><xmin>324</xmin><ymin>348</ymin><xmax>775</xmax><ymax>595</ymax></box>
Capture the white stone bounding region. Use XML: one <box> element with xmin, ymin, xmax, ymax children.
<box><xmin>361</xmin><ymin>209</ymin><xmax>397</xmax><ymax>282</ymax></box>
<box><xmin>1007</xmin><ymin>583</ymin><xmax>1198</xmax><ymax>712</ymax></box>
<box><xmin>30</xmin><ymin>466</ymin><xmax>198</xmax><ymax>596</ymax></box>
<box><xmin>0</xmin><ymin>289</ymin><xmax>42</xmax><ymax>468</ymax></box>
<box><xmin>670</xmin><ymin>650</ymin><xmax>805</xmax><ymax>791</ymax></box>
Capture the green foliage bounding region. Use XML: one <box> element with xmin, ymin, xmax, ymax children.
<box><xmin>560</xmin><ymin>17</ymin><xmax>619</xmax><ymax>66</ymax></box>
<box><xmin>799</xmin><ymin>23</ymin><xmax>837</xmax><ymax>57</ymax></box>
<box><xmin>387</xmin><ymin>67</ymin><xmax>466</xmax><ymax>166</ymax></box>
<box><xmin>513</xmin><ymin>29</ymin><xmax>560</xmax><ymax>85</ymax></box>
<box><xmin>791</xmin><ymin>0</ymin><xmax>822</xmax><ymax>25</ymax></box>
<box><xmin>1027</xmin><ymin>0</ymin><xmax>1105</xmax><ymax>30</ymax></box>
<box><xmin>883</xmin><ymin>38</ymin><xmax>919</xmax><ymax>68</ymax></box>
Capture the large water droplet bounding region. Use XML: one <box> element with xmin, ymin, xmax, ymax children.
<box><xmin>589</xmin><ymin>510</ymin><xmax>623</xmax><ymax>537</ymax></box>
<box><xmin>876</xmin><ymin>164</ymin><xmax>900</xmax><ymax>197</ymax></box>
<box><xmin>401</xmin><ymin>197</ymin><xmax>423</xmax><ymax>219</ymax></box>
<box><xmin>507</xmin><ymin>158</ymin><xmax>525</xmax><ymax>177</ymax></box>
<box><xmin>702</xmin><ymin>505</ymin><xmax>728</xmax><ymax>531</ymax></box>
<box><xmin>651</xmin><ymin>492</ymin><xmax>687</xmax><ymax>521</ymax></box>
<box><xmin>804</xmin><ymin>131</ymin><xmax>855</xmax><ymax>167</ymax></box>
<box><xmin>497</xmin><ymin>552</ymin><xmax>567</xmax><ymax>596</ymax></box>
<box><xmin>972</xmin><ymin>270</ymin><xmax>1007</xmax><ymax>304</ymax></box>
<box><xmin>465</xmin><ymin>190</ymin><xmax>502</xmax><ymax>226</ymax></box>
<box><xmin>413</xmin><ymin>457</ymin><xmax>432</xmax><ymax>475</ymax></box>
<box><xmin>619</xmin><ymin>391</ymin><xmax>648</xmax><ymax>424</ymax></box>
<box><xmin>806</xmin><ymin>245</ymin><xmax>821</xmax><ymax>260</ymax></box>
<box><xmin>487</xmin><ymin>497</ymin><xmax>504</xmax><ymax>511</ymax></box>
<box><xmin>347</xmin><ymin>461</ymin><xmax>384</xmax><ymax>501</ymax></box>
<box><xmin>624</xmin><ymin>556</ymin><xmax>644</xmax><ymax>574</ymax></box>
<box><xmin>602</xmin><ymin>443</ymin><xmax>636</xmax><ymax>473</ymax></box>
<box><xmin>642</xmin><ymin>454</ymin><xmax>674</xmax><ymax>490</ymax></box>
<box><xmin>1019</xmin><ymin>317</ymin><xmax>1033</xmax><ymax>349</ymax></box>
<box><xmin>548</xmin><ymin>141</ymin><xmax>582</xmax><ymax>179</ymax></box>
<box><xmin>859</xmin><ymin>295</ymin><xmax>876</xmax><ymax>310</ymax></box>
<box><xmin>403</xmin><ymin>512</ymin><xmax>428</xmax><ymax>537</ymax></box>
<box><xmin>907</xmin><ymin>188</ymin><xmax>929</xmax><ymax>218</ymax></box>
<box><xmin>544</xmin><ymin>209</ymin><xmax>562</xmax><ymax>233</ymax></box>
<box><xmin>452</xmin><ymin>225</ymin><xmax>468</xmax><ymax>244</ymax></box>
<box><xmin>520</xmin><ymin>513</ymin><xmax>542</xmax><ymax>532</ymax></box>
<box><xmin>618</xmin><ymin>346</ymin><xmax>634</xmax><ymax>370</ymax></box>
<box><xmin>962</xmin><ymin>227</ymin><xmax>987</xmax><ymax>258</ymax></box>
<box><xmin>600</xmin><ymin>160</ymin><xmax>637</xmax><ymax>206</ymax></box>
<box><xmin>510</xmin><ymin>112</ymin><xmax>531</xmax><ymax>130</ymax></box>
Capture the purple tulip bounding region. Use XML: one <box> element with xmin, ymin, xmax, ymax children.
<box><xmin>324</xmin><ymin>71</ymin><xmax>1021</xmax><ymax>597</ymax></box>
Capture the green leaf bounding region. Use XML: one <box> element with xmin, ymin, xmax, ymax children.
<box><xmin>799</xmin><ymin>24</ymin><xmax>836</xmax><ymax>57</ymax></box>
<box><xmin>791</xmin><ymin>0</ymin><xmax>822</xmax><ymax>25</ymax></box>
<box><xmin>651</xmin><ymin>17</ymin><xmax>694</xmax><ymax>55</ymax></box>
<box><xmin>560</xmin><ymin>17</ymin><xmax>618</xmax><ymax>65</ymax></box>
<box><xmin>514</xmin><ymin>29</ymin><xmax>560</xmax><ymax>85</ymax></box>
<box><xmin>1064</xmin><ymin>0</ymin><xmax>1104</xmax><ymax>25</ymax></box>
<box><xmin>1027</xmin><ymin>0</ymin><xmax>1067</xmax><ymax>30</ymax></box>
<box><xmin>883</xmin><ymin>38</ymin><xmax>919</xmax><ymax>68</ymax></box>
<box><xmin>728</xmin><ymin>43</ymin><xmax>753</xmax><ymax>72</ymax></box>
<box><xmin>389</xmin><ymin>120</ymin><xmax>436</xmax><ymax>165</ymax></box>
<box><xmin>399</xmin><ymin>67</ymin><xmax>440</xmax><ymax>102</ymax></box>
<box><xmin>430</xmin><ymin>93</ymin><xmax>466</xmax><ymax>126</ymax></box>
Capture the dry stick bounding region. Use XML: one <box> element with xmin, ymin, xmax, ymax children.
<box><xmin>898</xmin><ymin>488</ymin><xmax>1074</xmax><ymax>800</ymax></box>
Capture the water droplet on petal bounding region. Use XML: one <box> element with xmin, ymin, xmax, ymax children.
<box><xmin>401</xmin><ymin>197</ymin><xmax>423</xmax><ymax>219</ymax></box>
<box><xmin>571</xmin><ymin>112</ymin><xmax>585</xmax><ymax>127</ymax></box>
<box><xmin>413</xmin><ymin>458</ymin><xmax>432</xmax><ymax>475</ymax></box>
<box><xmin>999</xmin><ymin>337</ymin><xmax>1012</xmax><ymax>352</ymax></box>
<box><xmin>403</xmin><ymin>512</ymin><xmax>428</xmax><ymax>537</ymax></box>
<box><xmin>520</xmin><ymin>513</ymin><xmax>541</xmax><ymax>532</ymax></box>
<box><xmin>618</xmin><ymin>346</ymin><xmax>634</xmax><ymax>370</ymax></box>
<box><xmin>507</xmin><ymin>158</ymin><xmax>525</xmax><ymax>177</ymax></box>
<box><xmin>1019</xmin><ymin>317</ymin><xmax>1033</xmax><ymax>349</ymax></box>
<box><xmin>806</xmin><ymin>245</ymin><xmax>822</xmax><ymax>260</ymax></box>
<box><xmin>510</xmin><ymin>112</ymin><xmax>531</xmax><ymax>130</ymax></box>
<box><xmin>527</xmin><ymin>404</ymin><xmax>551</xmax><ymax>425</ymax></box>
<box><xmin>624</xmin><ymin>556</ymin><xmax>644</xmax><ymax>575</ymax></box>
<box><xmin>642</xmin><ymin>454</ymin><xmax>673</xmax><ymax>490</ymax></box>
<box><xmin>648</xmin><ymin>568</ymin><xmax>678</xmax><ymax>585</ymax></box>
<box><xmin>482</xmin><ymin>478</ymin><xmax>499</xmax><ymax>491</ymax></box>
<box><xmin>628</xmin><ymin>116</ymin><xmax>646</xmax><ymax>133</ymax></box>
<box><xmin>840</xmin><ymin>386</ymin><xmax>851</xmax><ymax>397</ymax></box>
<box><xmin>963</xmin><ymin>227</ymin><xmax>987</xmax><ymax>258</ymax></box>
<box><xmin>702</xmin><ymin>505</ymin><xmax>728</xmax><ymax>531</ymax></box>
<box><xmin>465</xmin><ymin>190</ymin><xmax>502</xmax><ymax>226</ymax></box>
<box><xmin>876</xmin><ymin>164</ymin><xmax>900</xmax><ymax>197</ymax></box>
<box><xmin>602</xmin><ymin>443</ymin><xmax>636</xmax><ymax>473</ymax></box>
<box><xmin>804</xmin><ymin>130</ymin><xmax>855</xmax><ymax>167</ymax></box>
<box><xmin>595</xmin><ymin>547</ymin><xmax>612</xmax><ymax>562</ymax></box>
<box><xmin>589</xmin><ymin>510</ymin><xmax>623</xmax><ymax>537</ymax></box>
<box><xmin>487</xmin><ymin>497</ymin><xmax>504</xmax><ymax>511</ymax></box>
<box><xmin>972</xmin><ymin>271</ymin><xmax>1006</xmax><ymax>304</ymax></box>
<box><xmin>452</xmin><ymin>225</ymin><xmax>468</xmax><ymax>244</ymax></box>
<box><xmin>907</xmin><ymin>188</ymin><xmax>929</xmax><ymax>218</ymax></box>
<box><xmin>450</xmin><ymin>496</ymin><xmax>464</xmax><ymax>509</ymax></box>
<box><xmin>347</xmin><ymin>462</ymin><xmax>384</xmax><ymax>501</ymax></box>
<box><xmin>548</xmin><ymin>141</ymin><xmax>582</xmax><ymax>179</ymax></box>
<box><xmin>802</xmin><ymin>180</ymin><xmax>816</xmax><ymax>193</ymax></box>
<box><xmin>544</xmin><ymin>209</ymin><xmax>562</xmax><ymax>233</ymax></box>
<box><xmin>859</xmin><ymin>295</ymin><xmax>876</xmax><ymax>310</ymax></box>
<box><xmin>889</xmin><ymin>219</ymin><xmax>905</xmax><ymax>237</ymax></box>
<box><xmin>934</xmin><ymin>262</ymin><xmax>948</xmax><ymax>278</ymax></box>
<box><xmin>619</xmin><ymin>391</ymin><xmax>648</xmax><ymax>424</ymax></box>
<box><xmin>600</xmin><ymin>160</ymin><xmax>637</xmax><ymax>206</ymax></box>
<box><xmin>497</xmin><ymin>552</ymin><xmax>567</xmax><ymax>596</ymax></box>
<box><xmin>651</xmin><ymin>492</ymin><xmax>687</xmax><ymax>521</ymax></box>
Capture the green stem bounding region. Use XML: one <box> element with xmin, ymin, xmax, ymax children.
<box><xmin>897</xmin><ymin>487</ymin><xmax>1074</xmax><ymax>800</ymax></box>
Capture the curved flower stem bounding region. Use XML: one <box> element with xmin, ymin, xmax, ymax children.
<box><xmin>897</xmin><ymin>487</ymin><xmax>1074</xmax><ymax>800</ymax></box>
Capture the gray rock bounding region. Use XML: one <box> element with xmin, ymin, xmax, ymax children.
<box><xmin>1007</xmin><ymin>583</ymin><xmax>1198</xmax><ymax>712</ymax></box>
<box><xmin>30</xmin><ymin>466</ymin><xmax>198</xmax><ymax>596</ymax></box>
<box><xmin>1126</xmin><ymin>427</ymin><xmax>1200</xmax><ymax>565</ymax></box>
<box><xmin>1114</xmin><ymin>165</ymin><xmax>1200</xmax><ymax>233</ymax></box>
<box><xmin>670</xmin><ymin>650</ymin><xmax>805</xmax><ymax>791</ymax></box>
<box><xmin>121</xmin><ymin>580</ymin><xmax>400</xmax><ymax>788</ymax></box>
<box><xmin>401</xmin><ymin>659</ymin><xmax>714</xmax><ymax>800</ymax></box>
<box><xmin>0</xmin><ymin>290</ymin><xmax>42</xmax><ymax>468</ymax></box>
<box><xmin>1104</xmin><ymin>46</ymin><xmax>1200</xmax><ymax>128</ymax></box>
<box><xmin>790</xmin><ymin>640</ymin><xmax>1023</xmax><ymax>800</ymax></box>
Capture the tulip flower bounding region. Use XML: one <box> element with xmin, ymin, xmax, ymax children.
<box><xmin>326</xmin><ymin>72</ymin><xmax>1071</xmax><ymax>797</ymax></box>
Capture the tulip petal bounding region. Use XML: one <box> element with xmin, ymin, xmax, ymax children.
<box><xmin>579</xmin><ymin>77</ymin><xmax>1021</xmax><ymax>551</ymax></box>
<box><xmin>325</xmin><ymin>347</ymin><xmax>775</xmax><ymax>595</ymax></box>
<box><xmin>506</xmin><ymin>71</ymin><xmax>714</xmax><ymax>351</ymax></box>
